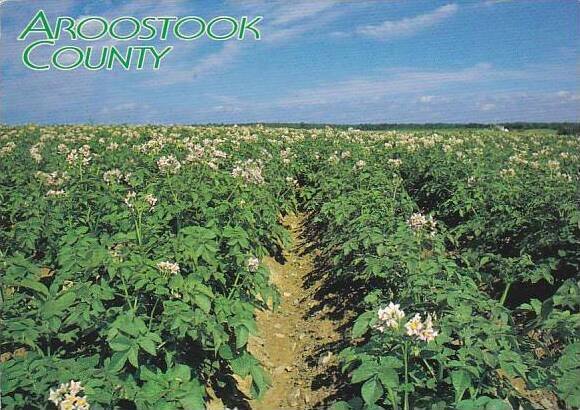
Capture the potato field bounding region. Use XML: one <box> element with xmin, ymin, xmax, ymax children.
<box><xmin>0</xmin><ymin>125</ymin><xmax>578</xmax><ymax>410</ymax></box>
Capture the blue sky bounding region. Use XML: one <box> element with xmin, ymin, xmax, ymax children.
<box><xmin>0</xmin><ymin>0</ymin><xmax>578</xmax><ymax>124</ymax></box>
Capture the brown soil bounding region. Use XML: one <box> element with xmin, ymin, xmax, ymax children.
<box><xmin>208</xmin><ymin>213</ymin><xmax>347</xmax><ymax>410</ymax></box>
<box><xmin>246</xmin><ymin>213</ymin><xmax>344</xmax><ymax>410</ymax></box>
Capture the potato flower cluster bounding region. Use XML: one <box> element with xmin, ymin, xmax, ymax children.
<box><xmin>375</xmin><ymin>302</ymin><xmax>438</xmax><ymax>343</ymax></box>
<box><xmin>48</xmin><ymin>380</ymin><xmax>89</xmax><ymax>410</ymax></box>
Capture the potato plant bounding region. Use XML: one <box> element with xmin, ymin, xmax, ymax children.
<box><xmin>0</xmin><ymin>125</ymin><xmax>578</xmax><ymax>409</ymax></box>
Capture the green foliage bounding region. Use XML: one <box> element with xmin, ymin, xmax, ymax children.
<box><xmin>0</xmin><ymin>125</ymin><xmax>296</xmax><ymax>409</ymax></box>
<box><xmin>297</xmin><ymin>129</ymin><xmax>579</xmax><ymax>409</ymax></box>
<box><xmin>0</xmin><ymin>125</ymin><xmax>578</xmax><ymax>409</ymax></box>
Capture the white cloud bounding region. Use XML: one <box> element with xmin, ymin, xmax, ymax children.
<box><xmin>277</xmin><ymin>63</ymin><xmax>508</xmax><ymax>107</ymax></box>
<box><xmin>101</xmin><ymin>102</ymin><xmax>143</xmax><ymax>115</ymax></box>
<box><xmin>271</xmin><ymin>1</ymin><xmax>338</xmax><ymax>26</ymax></box>
<box><xmin>357</xmin><ymin>4</ymin><xmax>458</xmax><ymax>40</ymax></box>
<box><xmin>479</xmin><ymin>103</ymin><xmax>496</xmax><ymax>111</ymax></box>
<box><xmin>146</xmin><ymin>1</ymin><xmax>345</xmax><ymax>85</ymax></box>
<box><xmin>484</xmin><ymin>0</ymin><xmax>513</xmax><ymax>5</ymax></box>
<box><xmin>190</xmin><ymin>42</ymin><xmax>243</xmax><ymax>77</ymax></box>
<box><xmin>419</xmin><ymin>95</ymin><xmax>434</xmax><ymax>103</ymax></box>
<box><xmin>556</xmin><ymin>90</ymin><xmax>580</xmax><ymax>101</ymax></box>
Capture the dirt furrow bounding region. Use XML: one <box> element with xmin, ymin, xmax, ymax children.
<box><xmin>247</xmin><ymin>213</ymin><xmax>343</xmax><ymax>410</ymax></box>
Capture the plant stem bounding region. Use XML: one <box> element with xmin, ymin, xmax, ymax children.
<box><xmin>148</xmin><ymin>299</ymin><xmax>160</xmax><ymax>330</ymax></box>
<box><xmin>228</xmin><ymin>270</ymin><xmax>243</xmax><ymax>299</ymax></box>
<box><xmin>387</xmin><ymin>387</ymin><xmax>399</xmax><ymax>410</ymax></box>
<box><xmin>134</xmin><ymin>210</ymin><xmax>143</xmax><ymax>247</ymax></box>
<box><xmin>120</xmin><ymin>272</ymin><xmax>134</xmax><ymax>312</ymax></box>
<box><xmin>500</xmin><ymin>281</ymin><xmax>511</xmax><ymax>305</ymax></box>
<box><xmin>403</xmin><ymin>341</ymin><xmax>409</xmax><ymax>410</ymax></box>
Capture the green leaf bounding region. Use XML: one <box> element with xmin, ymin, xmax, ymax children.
<box><xmin>218</xmin><ymin>344</ymin><xmax>233</xmax><ymax>360</ymax></box>
<box><xmin>485</xmin><ymin>399</ymin><xmax>512</xmax><ymax>410</ymax></box>
<box><xmin>179</xmin><ymin>394</ymin><xmax>205</xmax><ymax>410</ymax></box>
<box><xmin>352</xmin><ymin>311</ymin><xmax>374</xmax><ymax>338</ymax></box>
<box><xmin>378</xmin><ymin>367</ymin><xmax>399</xmax><ymax>389</ymax></box>
<box><xmin>43</xmin><ymin>292</ymin><xmax>76</xmax><ymax>318</ymax></box>
<box><xmin>19</xmin><ymin>279</ymin><xmax>49</xmax><ymax>299</ymax></box>
<box><xmin>172</xmin><ymin>364</ymin><xmax>191</xmax><ymax>382</ymax></box>
<box><xmin>250</xmin><ymin>365</ymin><xmax>271</xmax><ymax>399</ymax></box>
<box><xmin>128</xmin><ymin>346</ymin><xmax>139</xmax><ymax>367</ymax></box>
<box><xmin>108</xmin><ymin>351</ymin><xmax>128</xmax><ymax>373</ymax></box>
<box><xmin>194</xmin><ymin>294</ymin><xmax>211</xmax><ymax>313</ymax></box>
<box><xmin>231</xmin><ymin>353</ymin><xmax>255</xmax><ymax>377</ymax></box>
<box><xmin>452</xmin><ymin>370</ymin><xmax>472</xmax><ymax>403</ymax></box>
<box><xmin>329</xmin><ymin>401</ymin><xmax>351</xmax><ymax>410</ymax></box>
<box><xmin>109</xmin><ymin>336</ymin><xmax>132</xmax><ymax>352</ymax></box>
<box><xmin>139</xmin><ymin>338</ymin><xmax>157</xmax><ymax>356</ymax></box>
<box><xmin>351</xmin><ymin>362</ymin><xmax>378</xmax><ymax>384</ymax></box>
<box><xmin>361</xmin><ymin>377</ymin><xmax>383</xmax><ymax>405</ymax></box>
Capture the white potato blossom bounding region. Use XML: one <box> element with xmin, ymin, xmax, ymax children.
<box><xmin>30</xmin><ymin>143</ymin><xmax>44</xmax><ymax>163</ymax></box>
<box><xmin>61</xmin><ymin>280</ymin><xmax>74</xmax><ymax>292</ymax></box>
<box><xmin>407</xmin><ymin>212</ymin><xmax>437</xmax><ymax>236</ymax></box>
<box><xmin>404</xmin><ymin>313</ymin><xmax>438</xmax><ymax>342</ymax></box>
<box><xmin>388</xmin><ymin>158</ymin><xmax>402</xmax><ymax>168</ymax></box>
<box><xmin>555</xmin><ymin>172</ymin><xmax>573</xmax><ymax>182</ymax></box>
<box><xmin>231</xmin><ymin>159</ymin><xmax>265</xmax><ymax>185</ymax></box>
<box><xmin>46</xmin><ymin>189</ymin><xmax>66</xmax><ymax>197</ymax></box>
<box><xmin>286</xmin><ymin>176</ymin><xmax>299</xmax><ymax>187</ymax></box>
<box><xmin>418</xmin><ymin>313</ymin><xmax>438</xmax><ymax>342</ymax></box>
<box><xmin>328</xmin><ymin>153</ymin><xmax>340</xmax><ymax>164</ymax></box>
<box><xmin>375</xmin><ymin>302</ymin><xmax>406</xmax><ymax>332</ymax></box>
<box><xmin>247</xmin><ymin>257</ymin><xmax>260</xmax><ymax>272</ymax></box>
<box><xmin>354</xmin><ymin>160</ymin><xmax>366</xmax><ymax>170</ymax></box>
<box><xmin>157</xmin><ymin>155</ymin><xmax>181</xmax><ymax>174</ymax></box>
<box><xmin>48</xmin><ymin>380</ymin><xmax>89</xmax><ymax>410</ymax></box>
<box><xmin>36</xmin><ymin>171</ymin><xmax>69</xmax><ymax>187</ymax></box>
<box><xmin>103</xmin><ymin>169</ymin><xmax>123</xmax><ymax>184</ymax></box>
<box><xmin>374</xmin><ymin>302</ymin><xmax>438</xmax><ymax>342</ymax></box>
<box><xmin>404</xmin><ymin>313</ymin><xmax>424</xmax><ymax>337</ymax></box>
<box><xmin>66</xmin><ymin>145</ymin><xmax>92</xmax><ymax>166</ymax></box>
<box><xmin>499</xmin><ymin>168</ymin><xmax>516</xmax><ymax>178</ymax></box>
<box><xmin>0</xmin><ymin>142</ymin><xmax>16</xmax><ymax>156</ymax></box>
<box><xmin>547</xmin><ymin>160</ymin><xmax>560</xmax><ymax>170</ymax></box>
<box><xmin>467</xmin><ymin>176</ymin><xmax>476</xmax><ymax>186</ymax></box>
<box><xmin>124</xmin><ymin>191</ymin><xmax>136</xmax><ymax>208</ymax></box>
<box><xmin>145</xmin><ymin>194</ymin><xmax>158</xmax><ymax>210</ymax></box>
<box><xmin>57</xmin><ymin>144</ymin><xmax>69</xmax><ymax>154</ymax></box>
<box><xmin>157</xmin><ymin>261</ymin><xmax>180</xmax><ymax>275</ymax></box>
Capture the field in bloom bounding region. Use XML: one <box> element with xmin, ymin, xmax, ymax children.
<box><xmin>0</xmin><ymin>125</ymin><xmax>578</xmax><ymax>409</ymax></box>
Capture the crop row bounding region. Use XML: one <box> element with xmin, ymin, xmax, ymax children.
<box><xmin>295</xmin><ymin>130</ymin><xmax>579</xmax><ymax>409</ymax></box>
<box><xmin>0</xmin><ymin>126</ymin><xmax>578</xmax><ymax>409</ymax></box>
<box><xmin>1</xmin><ymin>126</ymin><xmax>296</xmax><ymax>409</ymax></box>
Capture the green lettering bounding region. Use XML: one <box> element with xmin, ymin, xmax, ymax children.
<box><xmin>207</xmin><ymin>16</ymin><xmax>238</xmax><ymax>41</ymax></box>
<box><xmin>148</xmin><ymin>46</ymin><xmax>173</xmax><ymax>69</ymax></box>
<box><xmin>77</xmin><ymin>17</ymin><xmax>108</xmax><ymax>40</ymax></box>
<box><xmin>107</xmin><ymin>46</ymin><xmax>133</xmax><ymax>70</ymax></box>
<box><xmin>109</xmin><ymin>16</ymin><xmax>140</xmax><ymax>40</ymax></box>
<box><xmin>238</xmin><ymin>16</ymin><xmax>262</xmax><ymax>40</ymax></box>
<box><xmin>139</xmin><ymin>17</ymin><xmax>157</xmax><ymax>40</ymax></box>
<box><xmin>55</xmin><ymin>16</ymin><xmax>77</xmax><ymax>40</ymax></box>
<box><xmin>52</xmin><ymin>46</ymin><xmax>84</xmax><ymax>70</ymax></box>
<box><xmin>157</xmin><ymin>17</ymin><xmax>178</xmax><ymax>40</ymax></box>
<box><xmin>22</xmin><ymin>39</ymin><xmax>53</xmax><ymax>70</ymax></box>
<box><xmin>84</xmin><ymin>47</ymin><xmax>108</xmax><ymax>70</ymax></box>
<box><xmin>174</xmin><ymin>17</ymin><xmax>205</xmax><ymax>40</ymax></box>
<box><xmin>18</xmin><ymin>10</ymin><xmax>55</xmax><ymax>40</ymax></box>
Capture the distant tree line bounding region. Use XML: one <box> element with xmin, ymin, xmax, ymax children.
<box><xmin>219</xmin><ymin>122</ymin><xmax>579</xmax><ymax>134</ymax></box>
